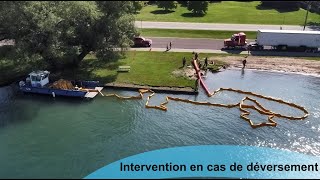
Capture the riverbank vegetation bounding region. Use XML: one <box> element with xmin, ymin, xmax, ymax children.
<box><xmin>136</xmin><ymin>1</ymin><xmax>320</xmax><ymax>25</ymax></box>
<box><xmin>138</xmin><ymin>29</ymin><xmax>257</xmax><ymax>39</ymax></box>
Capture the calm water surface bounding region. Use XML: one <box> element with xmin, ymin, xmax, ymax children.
<box><xmin>0</xmin><ymin>69</ymin><xmax>319</xmax><ymax>178</ymax></box>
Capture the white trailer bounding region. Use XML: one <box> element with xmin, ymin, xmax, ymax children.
<box><xmin>249</xmin><ymin>30</ymin><xmax>320</xmax><ymax>52</ymax></box>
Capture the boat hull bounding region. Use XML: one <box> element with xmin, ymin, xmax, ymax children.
<box><xmin>20</xmin><ymin>86</ymin><xmax>87</xmax><ymax>98</ymax></box>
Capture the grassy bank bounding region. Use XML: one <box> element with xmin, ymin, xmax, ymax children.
<box><xmin>139</xmin><ymin>28</ymin><xmax>257</xmax><ymax>39</ymax></box>
<box><xmin>59</xmin><ymin>51</ymin><xmax>229</xmax><ymax>89</ymax></box>
<box><xmin>0</xmin><ymin>50</ymin><xmax>228</xmax><ymax>88</ymax></box>
<box><xmin>136</xmin><ymin>1</ymin><xmax>320</xmax><ymax>25</ymax></box>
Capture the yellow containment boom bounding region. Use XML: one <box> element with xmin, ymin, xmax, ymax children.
<box><xmin>99</xmin><ymin>60</ymin><xmax>309</xmax><ymax>129</ymax></box>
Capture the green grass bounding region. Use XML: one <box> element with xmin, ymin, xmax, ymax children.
<box><xmin>58</xmin><ymin>52</ymin><xmax>230</xmax><ymax>89</ymax></box>
<box><xmin>136</xmin><ymin>1</ymin><xmax>320</xmax><ymax>25</ymax></box>
<box><xmin>139</xmin><ymin>28</ymin><xmax>257</xmax><ymax>39</ymax></box>
<box><xmin>86</xmin><ymin>51</ymin><xmax>224</xmax><ymax>88</ymax></box>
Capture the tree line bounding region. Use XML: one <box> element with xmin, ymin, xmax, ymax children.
<box><xmin>0</xmin><ymin>1</ymin><xmax>137</xmax><ymax>69</ymax></box>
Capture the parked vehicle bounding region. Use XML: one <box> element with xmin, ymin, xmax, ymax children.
<box><xmin>248</xmin><ymin>30</ymin><xmax>320</xmax><ymax>52</ymax></box>
<box><xmin>133</xmin><ymin>36</ymin><xmax>152</xmax><ymax>47</ymax></box>
<box><xmin>224</xmin><ymin>32</ymin><xmax>247</xmax><ymax>49</ymax></box>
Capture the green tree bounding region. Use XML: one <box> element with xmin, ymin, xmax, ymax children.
<box><xmin>157</xmin><ymin>1</ymin><xmax>177</xmax><ymax>11</ymax></box>
<box><xmin>177</xmin><ymin>1</ymin><xmax>188</xmax><ymax>7</ymax></box>
<box><xmin>0</xmin><ymin>1</ymin><xmax>137</xmax><ymax>69</ymax></box>
<box><xmin>187</xmin><ymin>1</ymin><xmax>209</xmax><ymax>15</ymax></box>
<box><xmin>132</xmin><ymin>1</ymin><xmax>144</xmax><ymax>13</ymax></box>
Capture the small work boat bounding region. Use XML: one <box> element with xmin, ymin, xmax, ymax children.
<box><xmin>19</xmin><ymin>70</ymin><xmax>104</xmax><ymax>99</ymax></box>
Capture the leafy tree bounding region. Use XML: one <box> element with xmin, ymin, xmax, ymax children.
<box><xmin>157</xmin><ymin>1</ymin><xmax>177</xmax><ymax>11</ymax></box>
<box><xmin>187</xmin><ymin>1</ymin><xmax>209</xmax><ymax>15</ymax></box>
<box><xmin>177</xmin><ymin>1</ymin><xmax>189</xmax><ymax>7</ymax></box>
<box><xmin>0</xmin><ymin>1</ymin><xmax>137</xmax><ymax>69</ymax></box>
<box><xmin>148</xmin><ymin>1</ymin><xmax>157</xmax><ymax>5</ymax></box>
<box><xmin>132</xmin><ymin>1</ymin><xmax>144</xmax><ymax>13</ymax></box>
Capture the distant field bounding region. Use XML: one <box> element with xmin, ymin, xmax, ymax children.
<box><xmin>139</xmin><ymin>28</ymin><xmax>257</xmax><ymax>39</ymax></box>
<box><xmin>136</xmin><ymin>1</ymin><xmax>320</xmax><ymax>25</ymax></box>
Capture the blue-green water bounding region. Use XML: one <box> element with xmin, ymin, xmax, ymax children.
<box><xmin>0</xmin><ymin>69</ymin><xmax>319</xmax><ymax>178</ymax></box>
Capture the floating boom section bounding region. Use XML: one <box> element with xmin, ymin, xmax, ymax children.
<box><xmin>96</xmin><ymin>60</ymin><xmax>309</xmax><ymax>129</ymax></box>
<box><xmin>192</xmin><ymin>59</ymin><xmax>212</xmax><ymax>97</ymax></box>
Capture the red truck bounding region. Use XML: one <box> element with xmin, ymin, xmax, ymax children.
<box><xmin>133</xmin><ymin>36</ymin><xmax>152</xmax><ymax>47</ymax></box>
<box><xmin>223</xmin><ymin>32</ymin><xmax>247</xmax><ymax>49</ymax></box>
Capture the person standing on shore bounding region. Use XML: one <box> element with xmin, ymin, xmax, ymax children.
<box><xmin>195</xmin><ymin>79</ymin><xmax>199</xmax><ymax>92</ymax></box>
<box><xmin>182</xmin><ymin>57</ymin><xmax>186</xmax><ymax>67</ymax></box>
<box><xmin>169</xmin><ymin>41</ymin><xmax>172</xmax><ymax>49</ymax></box>
<box><xmin>204</xmin><ymin>57</ymin><xmax>208</xmax><ymax>68</ymax></box>
<box><xmin>195</xmin><ymin>52</ymin><xmax>198</xmax><ymax>60</ymax></box>
<box><xmin>242</xmin><ymin>57</ymin><xmax>247</xmax><ymax>68</ymax></box>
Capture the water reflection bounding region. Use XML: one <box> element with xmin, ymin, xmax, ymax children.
<box><xmin>0</xmin><ymin>69</ymin><xmax>319</xmax><ymax>178</ymax></box>
<box><xmin>241</xmin><ymin>68</ymin><xmax>245</xmax><ymax>78</ymax></box>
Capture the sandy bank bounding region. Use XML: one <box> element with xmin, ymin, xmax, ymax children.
<box><xmin>214</xmin><ymin>56</ymin><xmax>320</xmax><ymax>77</ymax></box>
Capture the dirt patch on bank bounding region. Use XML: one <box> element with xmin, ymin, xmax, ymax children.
<box><xmin>172</xmin><ymin>66</ymin><xmax>197</xmax><ymax>80</ymax></box>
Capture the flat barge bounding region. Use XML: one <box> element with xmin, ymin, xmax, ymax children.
<box><xmin>19</xmin><ymin>70</ymin><xmax>103</xmax><ymax>99</ymax></box>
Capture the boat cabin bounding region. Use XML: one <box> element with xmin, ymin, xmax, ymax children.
<box><xmin>27</xmin><ymin>70</ymin><xmax>50</xmax><ymax>87</ymax></box>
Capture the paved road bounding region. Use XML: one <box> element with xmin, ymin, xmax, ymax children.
<box><xmin>148</xmin><ymin>37</ymin><xmax>226</xmax><ymax>50</ymax></box>
<box><xmin>136</xmin><ymin>21</ymin><xmax>320</xmax><ymax>31</ymax></box>
<box><xmin>130</xmin><ymin>47</ymin><xmax>320</xmax><ymax>57</ymax></box>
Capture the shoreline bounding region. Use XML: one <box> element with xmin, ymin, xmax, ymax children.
<box><xmin>2</xmin><ymin>67</ymin><xmax>320</xmax><ymax>89</ymax></box>
<box><xmin>227</xmin><ymin>67</ymin><xmax>320</xmax><ymax>78</ymax></box>
<box><xmin>213</xmin><ymin>55</ymin><xmax>320</xmax><ymax>78</ymax></box>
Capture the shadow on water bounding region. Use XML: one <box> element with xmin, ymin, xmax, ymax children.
<box><xmin>181</xmin><ymin>13</ymin><xmax>205</xmax><ymax>18</ymax></box>
<box><xmin>150</xmin><ymin>10</ymin><xmax>175</xmax><ymax>14</ymax></box>
<box><xmin>0</xmin><ymin>85</ymin><xmax>36</xmax><ymax>127</ymax></box>
<box><xmin>0</xmin><ymin>84</ymin><xmax>94</xmax><ymax>128</ymax></box>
